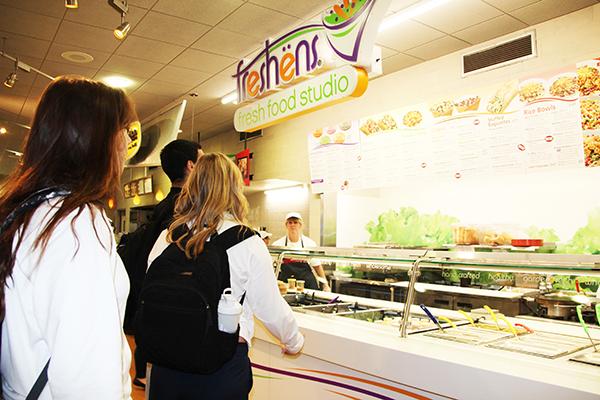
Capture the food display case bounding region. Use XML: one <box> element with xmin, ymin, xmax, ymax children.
<box><xmin>247</xmin><ymin>247</ymin><xmax>600</xmax><ymax>400</ymax></box>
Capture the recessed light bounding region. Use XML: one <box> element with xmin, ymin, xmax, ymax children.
<box><xmin>0</xmin><ymin>127</ymin><xmax>7</xmax><ymax>134</ymax></box>
<box><xmin>102</xmin><ymin>75</ymin><xmax>134</xmax><ymax>88</ymax></box>
<box><xmin>61</xmin><ymin>51</ymin><xmax>94</xmax><ymax>64</ymax></box>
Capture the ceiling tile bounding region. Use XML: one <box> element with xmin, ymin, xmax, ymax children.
<box><xmin>45</xmin><ymin>43</ymin><xmax>112</xmax><ymax>70</ymax></box>
<box><xmin>26</xmin><ymin>83</ymin><xmax>47</xmax><ymax>99</ymax></box>
<box><xmin>116</xmin><ymin>36</ymin><xmax>185</xmax><ymax>63</ymax></box>
<box><xmin>136</xmin><ymin>80</ymin><xmax>192</xmax><ymax>97</ymax></box>
<box><xmin>130</xmin><ymin>91</ymin><xmax>171</xmax><ymax>105</ymax></box>
<box><xmin>40</xmin><ymin>60</ymin><xmax>98</xmax><ymax>79</ymax></box>
<box><xmin>127</xmin><ymin>0</ymin><xmax>157</xmax><ymax>9</ymax></box>
<box><xmin>0</xmin><ymin>30</ymin><xmax>51</xmax><ymax>60</ymax></box>
<box><xmin>190</xmin><ymin>72</ymin><xmax>237</xmax><ymax>100</ymax></box>
<box><xmin>380</xmin><ymin>46</ymin><xmax>399</xmax><ymax>59</ymax></box>
<box><xmin>102</xmin><ymin>55</ymin><xmax>164</xmax><ymax>78</ymax></box>
<box><xmin>54</xmin><ymin>21</ymin><xmax>120</xmax><ymax>53</ymax></box>
<box><xmin>152</xmin><ymin>65</ymin><xmax>211</xmax><ymax>87</ymax></box>
<box><xmin>20</xmin><ymin>97</ymin><xmax>39</xmax><ymax>120</ymax></box>
<box><xmin>152</xmin><ymin>0</ymin><xmax>244</xmax><ymax>26</ymax></box>
<box><xmin>132</xmin><ymin>11</ymin><xmax>211</xmax><ymax>46</ymax></box>
<box><xmin>247</xmin><ymin>0</ymin><xmax>328</xmax><ymax>19</ymax></box>
<box><xmin>388</xmin><ymin>0</ymin><xmax>421</xmax><ymax>12</ymax></box>
<box><xmin>0</xmin><ymin>76</ymin><xmax>34</xmax><ymax>98</ymax></box>
<box><xmin>413</xmin><ymin>0</ymin><xmax>503</xmax><ymax>34</ymax></box>
<box><xmin>453</xmin><ymin>14</ymin><xmax>528</xmax><ymax>44</ymax></box>
<box><xmin>0</xmin><ymin>93</ymin><xmax>26</xmax><ymax>116</ymax></box>
<box><xmin>0</xmin><ymin>5</ymin><xmax>61</xmax><ymax>40</ymax></box>
<box><xmin>383</xmin><ymin>52</ymin><xmax>422</xmax><ymax>74</ymax></box>
<box><xmin>217</xmin><ymin>3</ymin><xmax>300</xmax><ymax>40</ymax></box>
<box><xmin>376</xmin><ymin>20</ymin><xmax>445</xmax><ymax>51</ymax></box>
<box><xmin>509</xmin><ymin>0</ymin><xmax>597</xmax><ymax>25</ymax></box>
<box><xmin>64</xmin><ymin>4</ymin><xmax>146</xmax><ymax>31</ymax></box>
<box><xmin>170</xmin><ymin>49</ymin><xmax>235</xmax><ymax>74</ymax></box>
<box><xmin>0</xmin><ymin>0</ymin><xmax>66</xmax><ymax>18</ymax></box>
<box><xmin>191</xmin><ymin>28</ymin><xmax>262</xmax><ymax>58</ymax></box>
<box><xmin>30</xmin><ymin>73</ymin><xmax>54</xmax><ymax>89</ymax></box>
<box><xmin>404</xmin><ymin>35</ymin><xmax>471</xmax><ymax>60</ymax></box>
<box><xmin>482</xmin><ymin>0</ymin><xmax>543</xmax><ymax>13</ymax></box>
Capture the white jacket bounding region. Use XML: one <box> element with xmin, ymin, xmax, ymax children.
<box><xmin>148</xmin><ymin>217</ymin><xmax>304</xmax><ymax>354</ymax></box>
<box><xmin>1</xmin><ymin>200</ymin><xmax>131</xmax><ymax>400</ymax></box>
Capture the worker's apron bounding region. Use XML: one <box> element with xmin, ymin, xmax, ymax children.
<box><xmin>277</xmin><ymin>237</ymin><xmax>319</xmax><ymax>290</ymax></box>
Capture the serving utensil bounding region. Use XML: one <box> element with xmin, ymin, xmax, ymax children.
<box><xmin>576</xmin><ymin>305</ymin><xmax>598</xmax><ymax>352</ymax></box>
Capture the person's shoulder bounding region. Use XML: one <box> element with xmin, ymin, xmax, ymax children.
<box><xmin>302</xmin><ymin>235</ymin><xmax>318</xmax><ymax>247</ymax></box>
<box><xmin>271</xmin><ymin>236</ymin><xmax>286</xmax><ymax>246</ymax></box>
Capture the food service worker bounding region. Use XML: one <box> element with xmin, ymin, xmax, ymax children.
<box><xmin>272</xmin><ymin>212</ymin><xmax>331</xmax><ymax>291</ymax></box>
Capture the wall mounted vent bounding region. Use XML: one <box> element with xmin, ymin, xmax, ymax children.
<box><xmin>462</xmin><ymin>32</ymin><xmax>536</xmax><ymax>76</ymax></box>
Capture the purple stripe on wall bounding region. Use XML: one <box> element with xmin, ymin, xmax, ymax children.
<box><xmin>251</xmin><ymin>363</ymin><xmax>396</xmax><ymax>400</ymax></box>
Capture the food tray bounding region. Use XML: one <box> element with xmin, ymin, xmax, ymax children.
<box><xmin>486</xmin><ymin>331</ymin><xmax>598</xmax><ymax>359</ymax></box>
<box><xmin>570</xmin><ymin>351</ymin><xmax>600</xmax><ymax>367</ymax></box>
<box><xmin>424</xmin><ymin>325</ymin><xmax>514</xmax><ymax>345</ymax></box>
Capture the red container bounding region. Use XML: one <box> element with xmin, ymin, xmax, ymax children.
<box><xmin>511</xmin><ymin>239</ymin><xmax>544</xmax><ymax>247</ymax></box>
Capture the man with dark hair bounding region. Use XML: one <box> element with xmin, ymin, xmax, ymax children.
<box><xmin>153</xmin><ymin>139</ymin><xmax>203</xmax><ymax>231</ymax></box>
<box><xmin>124</xmin><ymin>139</ymin><xmax>202</xmax><ymax>389</ymax></box>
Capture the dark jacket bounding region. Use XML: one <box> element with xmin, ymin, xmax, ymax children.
<box><xmin>151</xmin><ymin>186</ymin><xmax>182</xmax><ymax>232</ymax></box>
<box><xmin>120</xmin><ymin>186</ymin><xmax>181</xmax><ymax>333</ymax></box>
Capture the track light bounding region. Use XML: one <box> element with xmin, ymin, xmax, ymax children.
<box><xmin>114</xmin><ymin>14</ymin><xmax>131</xmax><ymax>40</ymax></box>
<box><xmin>4</xmin><ymin>72</ymin><xmax>17</xmax><ymax>88</ymax></box>
<box><xmin>4</xmin><ymin>59</ymin><xmax>17</xmax><ymax>88</ymax></box>
<box><xmin>65</xmin><ymin>0</ymin><xmax>78</xmax><ymax>9</ymax></box>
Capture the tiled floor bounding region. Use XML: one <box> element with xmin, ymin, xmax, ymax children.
<box><xmin>126</xmin><ymin>335</ymin><xmax>146</xmax><ymax>400</ymax></box>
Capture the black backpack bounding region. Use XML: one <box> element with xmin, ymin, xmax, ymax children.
<box><xmin>135</xmin><ymin>225</ymin><xmax>257</xmax><ymax>374</ymax></box>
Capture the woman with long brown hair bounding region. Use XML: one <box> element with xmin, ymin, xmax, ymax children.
<box><xmin>145</xmin><ymin>153</ymin><xmax>303</xmax><ymax>399</ymax></box>
<box><xmin>0</xmin><ymin>76</ymin><xmax>137</xmax><ymax>399</ymax></box>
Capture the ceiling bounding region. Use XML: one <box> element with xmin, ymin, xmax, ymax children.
<box><xmin>0</xmin><ymin>0</ymin><xmax>598</xmax><ymax>148</ymax></box>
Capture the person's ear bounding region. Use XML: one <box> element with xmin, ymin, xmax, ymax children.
<box><xmin>186</xmin><ymin>160</ymin><xmax>194</xmax><ymax>172</ymax></box>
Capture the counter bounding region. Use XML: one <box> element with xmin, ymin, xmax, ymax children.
<box><xmin>249</xmin><ymin>290</ymin><xmax>600</xmax><ymax>400</ymax></box>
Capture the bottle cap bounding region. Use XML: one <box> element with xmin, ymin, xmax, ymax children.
<box><xmin>218</xmin><ymin>288</ymin><xmax>243</xmax><ymax>316</ymax></box>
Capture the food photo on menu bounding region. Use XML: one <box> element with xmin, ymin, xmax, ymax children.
<box><xmin>578</xmin><ymin>59</ymin><xmax>600</xmax><ymax>167</ymax></box>
<box><xmin>311</xmin><ymin>121</ymin><xmax>359</xmax><ymax>147</ymax></box>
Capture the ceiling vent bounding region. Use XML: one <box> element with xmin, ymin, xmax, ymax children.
<box><xmin>462</xmin><ymin>31</ymin><xmax>536</xmax><ymax>76</ymax></box>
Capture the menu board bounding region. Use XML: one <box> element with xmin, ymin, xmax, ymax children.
<box><xmin>579</xmin><ymin>58</ymin><xmax>600</xmax><ymax>166</ymax></box>
<box><xmin>308</xmin><ymin>58</ymin><xmax>600</xmax><ymax>193</ymax></box>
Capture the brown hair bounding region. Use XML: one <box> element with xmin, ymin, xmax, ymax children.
<box><xmin>0</xmin><ymin>76</ymin><xmax>136</xmax><ymax>319</ymax></box>
<box><xmin>168</xmin><ymin>152</ymin><xmax>249</xmax><ymax>258</ymax></box>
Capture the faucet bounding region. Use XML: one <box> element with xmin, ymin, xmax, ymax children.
<box><xmin>399</xmin><ymin>250</ymin><xmax>429</xmax><ymax>338</ymax></box>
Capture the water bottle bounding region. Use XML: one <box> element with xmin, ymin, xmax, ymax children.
<box><xmin>217</xmin><ymin>288</ymin><xmax>243</xmax><ymax>333</ymax></box>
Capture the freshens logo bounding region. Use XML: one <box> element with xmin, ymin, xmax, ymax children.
<box><xmin>233</xmin><ymin>0</ymin><xmax>389</xmax><ymax>103</ymax></box>
<box><xmin>235</xmin><ymin>31</ymin><xmax>321</xmax><ymax>101</ymax></box>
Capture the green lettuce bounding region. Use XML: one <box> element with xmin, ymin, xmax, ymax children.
<box><xmin>365</xmin><ymin>207</ymin><xmax>458</xmax><ymax>247</ymax></box>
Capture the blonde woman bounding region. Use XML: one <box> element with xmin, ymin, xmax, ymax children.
<box><xmin>145</xmin><ymin>152</ymin><xmax>304</xmax><ymax>399</ymax></box>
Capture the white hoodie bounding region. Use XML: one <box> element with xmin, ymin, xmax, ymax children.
<box><xmin>1</xmin><ymin>200</ymin><xmax>131</xmax><ymax>400</ymax></box>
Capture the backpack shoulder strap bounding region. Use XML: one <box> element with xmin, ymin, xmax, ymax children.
<box><xmin>212</xmin><ymin>225</ymin><xmax>257</xmax><ymax>251</ymax></box>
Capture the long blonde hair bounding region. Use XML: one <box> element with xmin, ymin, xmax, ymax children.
<box><xmin>167</xmin><ymin>152</ymin><xmax>249</xmax><ymax>258</ymax></box>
